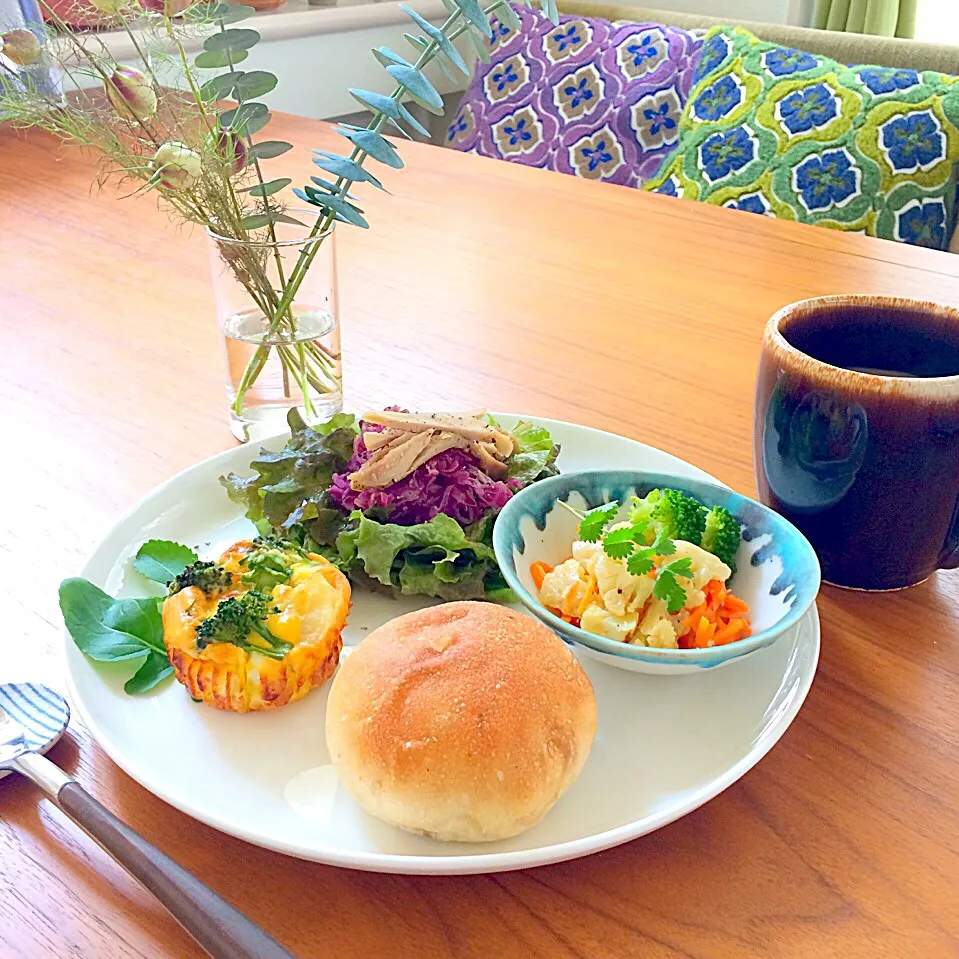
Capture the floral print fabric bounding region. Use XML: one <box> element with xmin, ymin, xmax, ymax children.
<box><xmin>446</xmin><ymin>5</ymin><xmax>703</xmax><ymax>187</ymax></box>
<box><xmin>645</xmin><ymin>27</ymin><xmax>959</xmax><ymax>250</ymax></box>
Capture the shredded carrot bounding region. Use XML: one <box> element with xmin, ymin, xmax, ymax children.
<box><xmin>694</xmin><ymin>616</ymin><xmax>716</xmax><ymax>647</ymax></box>
<box><xmin>723</xmin><ymin>594</ymin><xmax>749</xmax><ymax>614</ymax></box>
<box><xmin>679</xmin><ymin>579</ymin><xmax>752</xmax><ymax>648</ymax></box>
<box><xmin>530</xmin><ymin>561</ymin><xmax>553</xmax><ymax>591</ymax></box>
<box><xmin>576</xmin><ymin>571</ymin><xmax>597</xmax><ymax>618</ymax></box>
<box><xmin>713</xmin><ymin>618</ymin><xmax>748</xmax><ymax>645</ymax></box>
<box><xmin>682</xmin><ymin>602</ymin><xmax>707</xmax><ymax>633</ymax></box>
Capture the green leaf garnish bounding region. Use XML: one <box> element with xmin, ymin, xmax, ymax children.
<box><xmin>653</xmin><ymin>558</ymin><xmax>695</xmax><ymax>614</ymax></box>
<box><xmin>649</xmin><ymin>528</ymin><xmax>676</xmax><ymax>557</ymax></box>
<box><xmin>573</xmin><ymin>498</ymin><xmax>700</xmax><ymax>612</ymax></box>
<box><xmin>578</xmin><ymin>503</ymin><xmax>618</xmax><ymax>542</ymax></box>
<box><xmin>59</xmin><ymin>579</ymin><xmax>171</xmax><ymax>695</ymax></box>
<box><xmin>506</xmin><ymin>420</ymin><xmax>560</xmax><ymax>485</ymax></box>
<box><xmin>59</xmin><ymin>579</ymin><xmax>165</xmax><ymax>662</ymax></box>
<box><xmin>601</xmin><ymin>526</ymin><xmax>638</xmax><ymax>559</ymax></box>
<box><xmin>626</xmin><ymin>550</ymin><xmax>655</xmax><ymax>577</ymax></box>
<box><xmin>133</xmin><ymin>540</ymin><xmax>199</xmax><ymax>585</ymax></box>
<box><xmin>335</xmin><ymin>511</ymin><xmax>496</xmax><ymax>600</ymax></box>
<box><xmin>123</xmin><ymin>650</ymin><xmax>174</xmax><ymax>694</ymax></box>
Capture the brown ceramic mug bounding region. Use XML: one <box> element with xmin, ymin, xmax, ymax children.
<box><xmin>754</xmin><ymin>294</ymin><xmax>959</xmax><ymax>590</ymax></box>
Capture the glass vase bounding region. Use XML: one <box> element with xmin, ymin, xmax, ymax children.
<box><xmin>206</xmin><ymin>218</ymin><xmax>342</xmax><ymax>443</ymax></box>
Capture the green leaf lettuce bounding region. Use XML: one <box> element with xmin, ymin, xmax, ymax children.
<box><xmin>506</xmin><ymin>419</ymin><xmax>560</xmax><ymax>485</ymax></box>
<box><xmin>334</xmin><ymin>512</ymin><xmax>501</xmax><ymax>601</ymax></box>
<box><xmin>220</xmin><ymin>408</ymin><xmax>357</xmax><ymax>529</ymax></box>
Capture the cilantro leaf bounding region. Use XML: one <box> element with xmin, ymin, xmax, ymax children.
<box><xmin>601</xmin><ymin>526</ymin><xmax>637</xmax><ymax>559</ymax></box>
<box><xmin>653</xmin><ymin>569</ymin><xmax>687</xmax><ymax>613</ymax></box>
<box><xmin>578</xmin><ymin>503</ymin><xmax>618</xmax><ymax>542</ymax></box>
<box><xmin>630</xmin><ymin>518</ymin><xmax>650</xmax><ymax>542</ymax></box>
<box><xmin>650</xmin><ymin>528</ymin><xmax>676</xmax><ymax>557</ymax></box>
<box><xmin>133</xmin><ymin>540</ymin><xmax>198</xmax><ymax>585</ymax></box>
<box><xmin>653</xmin><ymin>558</ymin><xmax>695</xmax><ymax>613</ymax></box>
<box><xmin>626</xmin><ymin>550</ymin><xmax>655</xmax><ymax>577</ymax></box>
<box><xmin>664</xmin><ymin>557</ymin><xmax>694</xmax><ymax>578</ymax></box>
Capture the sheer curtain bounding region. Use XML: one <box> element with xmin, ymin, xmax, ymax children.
<box><xmin>813</xmin><ymin>0</ymin><xmax>918</xmax><ymax>38</ymax></box>
<box><xmin>914</xmin><ymin>0</ymin><xmax>959</xmax><ymax>43</ymax></box>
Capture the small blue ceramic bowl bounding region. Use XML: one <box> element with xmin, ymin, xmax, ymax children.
<box><xmin>493</xmin><ymin>470</ymin><xmax>821</xmax><ymax>674</ymax></box>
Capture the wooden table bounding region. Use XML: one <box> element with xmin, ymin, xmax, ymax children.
<box><xmin>2</xmin><ymin>115</ymin><xmax>958</xmax><ymax>959</ymax></box>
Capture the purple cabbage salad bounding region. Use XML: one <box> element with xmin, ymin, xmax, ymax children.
<box><xmin>329</xmin><ymin>417</ymin><xmax>519</xmax><ymax>526</ymax></box>
<box><xmin>221</xmin><ymin>408</ymin><xmax>560</xmax><ymax>601</ymax></box>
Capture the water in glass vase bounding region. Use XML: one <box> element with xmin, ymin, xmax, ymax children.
<box><xmin>223</xmin><ymin>307</ymin><xmax>342</xmax><ymax>442</ymax></box>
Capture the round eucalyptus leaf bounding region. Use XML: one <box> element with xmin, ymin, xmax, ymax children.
<box><xmin>221</xmin><ymin>4</ymin><xmax>257</xmax><ymax>22</ymax></box>
<box><xmin>240</xmin><ymin>212</ymin><xmax>273</xmax><ymax>230</ymax></box>
<box><xmin>204</xmin><ymin>28</ymin><xmax>261</xmax><ymax>52</ymax></box>
<box><xmin>200</xmin><ymin>70</ymin><xmax>244</xmax><ymax>101</ymax></box>
<box><xmin>184</xmin><ymin>2</ymin><xmax>231</xmax><ymax>21</ymax></box>
<box><xmin>194</xmin><ymin>47</ymin><xmax>248</xmax><ymax>69</ymax></box>
<box><xmin>234</xmin><ymin>70</ymin><xmax>277</xmax><ymax>100</ymax></box>
<box><xmin>219</xmin><ymin>101</ymin><xmax>272</xmax><ymax>137</ymax></box>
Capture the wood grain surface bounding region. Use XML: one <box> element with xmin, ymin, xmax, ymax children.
<box><xmin>1</xmin><ymin>115</ymin><xmax>958</xmax><ymax>959</ymax></box>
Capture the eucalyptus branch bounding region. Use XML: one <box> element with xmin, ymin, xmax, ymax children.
<box><xmin>1</xmin><ymin>0</ymin><xmax>555</xmax><ymax>428</ymax></box>
<box><xmin>234</xmin><ymin>0</ymin><xmax>536</xmax><ymax>416</ymax></box>
<box><xmin>278</xmin><ymin>0</ymin><xmax>521</xmax><ymax>317</ymax></box>
<box><xmin>210</xmin><ymin>18</ymin><xmax>309</xmax><ymax>411</ymax></box>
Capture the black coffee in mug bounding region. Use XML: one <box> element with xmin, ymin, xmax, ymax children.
<box><xmin>754</xmin><ymin>295</ymin><xmax>959</xmax><ymax>590</ymax></box>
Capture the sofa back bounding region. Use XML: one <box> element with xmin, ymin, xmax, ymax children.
<box><xmin>558</xmin><ymin>1</ymin><xmax>959</xmax><ymax>73</ymax></box>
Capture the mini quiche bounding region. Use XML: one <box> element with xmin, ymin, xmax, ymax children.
<box><xmin>162</xmin><ymin>537</ymin><xmax>350</xmax><ymax>712</ymax></box>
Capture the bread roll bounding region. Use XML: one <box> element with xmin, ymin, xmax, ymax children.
<box><xmin>326</xmin><ymin>601</ymin><xmax>597</xmax><ymax>843</ymax></box>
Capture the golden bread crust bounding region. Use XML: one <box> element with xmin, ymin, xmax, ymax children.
<box><xmin>326</xmin><ymin>601</ymin><xmax>597</xmax><ymax>842</ymax></box>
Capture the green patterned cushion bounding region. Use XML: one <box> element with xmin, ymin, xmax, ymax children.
<box><xmin>645</xmin><ymin>27</ymin><xmax>959</xmax><ymax>250</ymax></box>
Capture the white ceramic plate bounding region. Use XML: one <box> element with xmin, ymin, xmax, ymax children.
<box><xmin>65</xmin><ymin>416</ymin><xmax>820</xmax><ymax>875</ymax></box>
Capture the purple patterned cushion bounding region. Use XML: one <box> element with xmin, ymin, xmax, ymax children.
<box><xmin>446</xmin><ymin>6</ymin><xmax>704</xmax><ymax>186</ymax></box>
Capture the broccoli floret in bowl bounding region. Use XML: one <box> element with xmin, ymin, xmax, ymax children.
<box><xmin>628</xmin><ymin>488</ymin><xmax>707</xmax><ymax>546</ymax></box>
<box><xmin>701</xmin><ymin>506</ymin><xmax>742</xmax><ymax>573</ymax></box>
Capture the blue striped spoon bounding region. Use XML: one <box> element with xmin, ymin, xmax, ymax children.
<box><xmin>0</xmin><ymin>682</ymin><xmax>69</xmax><ymax>780</ymax></box>
<box><xmin>0</xmin><ymin>682</ymin><xmax>297</xmax><ymax>959</ymax></box>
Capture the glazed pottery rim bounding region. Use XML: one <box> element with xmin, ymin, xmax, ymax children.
<box><xmin>766</xmin><ymin>294</ymin><xmax>959</xmax><ymax>388</ymax></box>
<box><xmin>493</xmin><ymin>469</ymin><xmax>821</xmax><ymax>666</ymax></box>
